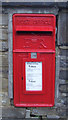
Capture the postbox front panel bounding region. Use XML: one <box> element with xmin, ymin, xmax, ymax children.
<box><xmin>13</xmin><ymin>14</ymin><xmax>55</xmax><ymax>107</ymax></box>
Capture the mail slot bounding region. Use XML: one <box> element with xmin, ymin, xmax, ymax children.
<box><xmin>13</xmin><ymin>14</ymin><xmax>55</xmax><ymax>107</ymax></box>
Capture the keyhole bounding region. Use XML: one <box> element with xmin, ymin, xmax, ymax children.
<box><xmin>22</xmin><ymin>77</ymin><xmax>23</xmax><ymax>80</ymax></box>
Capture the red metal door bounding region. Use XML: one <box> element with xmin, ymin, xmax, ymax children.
<box><xmin>13</xmin><ymin>14</ymin><xmax>56</xmax><ymax>107</ymax></box>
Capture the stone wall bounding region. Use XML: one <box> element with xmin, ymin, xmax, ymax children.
<box><xmin>0</xmin><ymin>2</ymin><xmax>68</xmax><ymax>120</ymax></box>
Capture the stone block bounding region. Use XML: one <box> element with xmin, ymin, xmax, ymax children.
<box><xmin>47</xmin><ymin>117</ymin><xmax>67</xmax><ymax>120</ymax></box>
<box><xmin>0</xmin><ymin>40</ymin><xmax>8</xmax><ymax>52</ymax></box>
<box><xmin>25</xmin><ymin>110</ymin><xmax>30</xmax><ymax>118</ymax></box>
<box><xmin>2</xmin><ymin>78</ymin><xmax>8</xmax><ymax>92</ymax></box>
<box><xmin>60</xmin><ymin>93</ymin><xmax>67</xmax><ymax>97</ymax></box>
<box><xmin>60</xmin><ymin>58</ymin><xmax>68</xmax><ymax>68</ymax></box>
<box><xmin>2</xmin><ymin>52</ymin><xmax>8</xmax><ymax>67</ymax></box>
<box><xmin>47</xmin><ymin>115</ymin><xmax>60</xmax><ymax>119</ymax></box>
<box><xmin>59</xmin><ymin>70</ymin><xmax>68</xmax><ymax>80</ymax></box>
<box><xmin>0</xmin><ymin>28</ymin><xmax>8</xmax><ymax>40</ymax></box>
<box><xmin>31</xmin><ymin>107</ymin><xmax>58</xmax><ymax>116</ymax></box>
<box><xmin>0</xmin><ymin>92</ymin><xmax>10</xmax><ymax>107</ymax></box>
<box><xmin>1</xmin><ymin>107</ymin><xmax>26</xmax><ymax>119</ymax></box>
<box><xmin>2</xmin><ymin>118</ymin><xmax>40</xmax><ymax>120</ymax></box>
<box><xmin>0</xmin><ymin>14</ymin><xmax>8</xmax><ymax>26</ymax></box>
<box><xmin>3</xmin><ymin>6</ymin><xmax>59</xmax><ymax>15</ymax></box>
<box><xmin>0</xmin><ymin>117</ymin><xmax>25</xmax><ymax>120</ymax></box>
<box><xmin>66</xmin><ymin>109</ymin><xmax>68</xmax><ymax>116</ymax></box>
<box><xmin>0</xmin><ymin>66</ymin><xmax>8</xmax><ymax>79</ymax></box>
<box><xmin>59</xmin><ymin>84</ymin><xmax>68</xmax><ymax>93</ymax></box>
<box><xmin>57</xmin><ymin>107</ymin><xmax>67</xmax><ymax>117</ymax></box>
<box><xmin>63</xmin><ymin>96</ymin><xmax>68</xmax><ymax>105</ymax></box>
<box><xmin>59</xmin><ymin>49</ymin><xmax>68</xmax><ymax>57</ymax></box>
<box><xmin>0</xmin><ymin>52</ymin><xmax>8</xmax><ymax>67</ymax></box>
<box><xmin>58</xmin><ymin>10</ymin><xmax>68</xmax><ymax>45</ymax></box>
<box><xmin>56</xmin><ymin>96</ymin><xmax>67</xmax><ymax>106</ymax></box>
<box><xmin>2</xmin><ymin>41</ymin><xmax>8</xmax><ymax>52</ymax></box>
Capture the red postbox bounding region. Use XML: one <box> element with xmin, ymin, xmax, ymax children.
<box><xmin>13</xmin><ymin>14</ymin><xmax>55</xmax><ymax>107</ymax></box>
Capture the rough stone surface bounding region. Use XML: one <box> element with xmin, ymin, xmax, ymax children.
<box><xmin>1</xmin><ymin>66</ymin><xmax>8</xmax><ymax>79</ymax></box>
<box><xmin>59</xmin><ymin>49</ymin><xmax>68</xmax><ymax>56</ymax></box>
<box><xmin>0</xmin><ymin>28</ymin><xmax>8</xmax><ymax>40</ymax></box>
<box><xmin>59</xmin><ymin>70</ymin><xmax>68</xmax><ymax>80</ymax></box>
<box><xmin>0</xmin><ymin>14</ymin><xmax>8</xmax><ymax>26</ymax></box>
<box><xmin>57</xmin><ymin>107</ymin><xmax>67</xmax><ymax>117</ymax></box>
<box><xmin>2</xmin><ymin>7</ymin><xmax>59</xmax><ymax>15</ymax></box>
<box><xmin>58</xmin><ymin>10</ymin><xmax>68</xmax><ymax>45</ymax></box>
<box><xmin>1</xmin><ymin>52</ymin><xmax>8</xmax><ymax>67</ymax></box>
<box><xmin>2</xmin><ymin>41</ymin><xmax>8</xmax><ymax>52</ymax></box>
<box><xmin>59</xmin><ymin>84</ymin><xmax>68</xmax><ymax>93</ymax></box>
<box><xmin>25</xmin><ymin>110</ymin><xmax>30</xmax><ymax>118</ymax></box>
<box><xmin>0</xmin><ymin>3</ymin><xmax>68</xmax><ymax>120</ymax></box>
<box><xmin>2</xmin><ymin>53</ymin><xmax>8</xmax><ymax>67</ymax></box>
<box><xmin>2</xmin><ymin>78</ymin><xmax>8</xmax><ymax>92</ymax></box>
<box><xmin>31</xmin><ymin>107</ymin><xmax>58</xmax><ymax>116</ymax></box>
<box><xmin>0</xmin><ymin>40</ymin><xmax>8</xmax><ymax>52</ymax></box>
<box><xmin>2</xmin><ymin>118</ymin><xmax>40</xmax><ymax>120</ymax></box>
<box><xmin>1</xmin><ymin>107</ymin><xmax>26</xmax><ymax>119</ymax></box>
<box><xmin>47</xmin><ymin>115</ymin><xmax>60</xmax><ymax>119</ymax></box>
<box><xmin>0</xmin><ymin>92</ymin><xmax>10</xmax><ymax>107</ymax></box>
<box><xmin>60</xmin><ymin>58</ymin><xmax>68</xmax><ymax>68</ymax></box>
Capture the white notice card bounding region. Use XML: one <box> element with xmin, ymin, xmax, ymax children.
<box><xmin>26</xmin><ymin>62</ymin><xmax>42</xmax><ymax>91</ymax></box>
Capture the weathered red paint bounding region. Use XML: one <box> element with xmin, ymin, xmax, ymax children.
<box><xmin>13</xmin><ymin>14</ymin><xmax>56</xmax><ymax>107</ymax></box>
